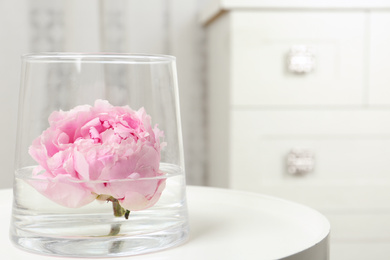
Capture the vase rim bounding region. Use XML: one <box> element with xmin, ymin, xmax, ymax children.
<box><xmin>22</xmin><ymin>52</ymin><xmax>176</xmax><ymax>64</ymax></box>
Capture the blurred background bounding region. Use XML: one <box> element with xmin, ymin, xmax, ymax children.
<box><xmin>2</xmin><ymin>0</ymin><xmax>390</xmax><ymax>259</ymax></box>
<box><xmin>0</xmin><ymin>0</ymin><xmax>208</xmax><ymax>187</ymax></box>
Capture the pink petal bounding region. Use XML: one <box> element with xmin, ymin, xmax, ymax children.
<box><xmin>74</xmin><ymin>150</ymin><xmax>90</xmax><ymax>180</ymax></box>
<box><xmin>28</xmin><ymin>172</ymin><xmax>96</xmax><ymax>208</ymax></box>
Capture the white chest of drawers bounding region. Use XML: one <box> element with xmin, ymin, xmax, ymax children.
<box><xmin>202</xmin><ymin>1</ymin><xmax>390</xmax><ymax>259</ymax></box>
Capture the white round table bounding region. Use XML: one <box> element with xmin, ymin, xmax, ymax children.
<box><xmin>0</xmin><ymin>186</ymin><xmax>329</xmax><ymax>259</ymax></box>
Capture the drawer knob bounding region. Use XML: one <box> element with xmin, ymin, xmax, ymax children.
<box><xmin>287</xmin><ymin>148</ymin><xmax>315</xmax><ymax>175</ymax></box>
<box><xmin>287</xmin><ymin>45</ymin><xmax>315</xmax><ymax>74</ymax></box>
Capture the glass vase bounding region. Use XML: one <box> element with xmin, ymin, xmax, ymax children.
<box><xmin>10</xmin><ymin>53</ymin><xmax>189</xmax><ymax>257</ymax></box>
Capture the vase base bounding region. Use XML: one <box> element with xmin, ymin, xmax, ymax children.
<box><xmin>10</xmin><ymin>223</ymin><xmax>189</xmax><ymax>257</ymax></box>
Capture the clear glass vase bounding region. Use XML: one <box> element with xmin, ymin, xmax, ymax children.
<box><xmin>10</xmin><ymin>53</ymin><xmax>189</xmax><ymax>257</ymax></box>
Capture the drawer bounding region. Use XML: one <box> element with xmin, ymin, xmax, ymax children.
<box><xmin>227</xmin><ymin>109</ymin><xmax>390</xmax><ymax>208</ymax></box>
<box><xmin>243</xmin><ymin>138</ymin><xmax>390</xmax><ymax>184</ymax></box>
<box><xmin>331</xmin><ymin>242</ymin><xmax>390</xmax><ymax>260</ymax></box>
<box><xmin>329</xmin><ymin>212</ymin><xmax>390</xmax><ymax>260</ymax></box>
<box><xmin>327</xmin><ymin>212</ymin><xmax>390</xmax><ymax>242</ymax></box>
<box><xmin>230</xmin><ymin>11</ymin><xmax>366</xmax><ymax>106</ymax></box>
<box><xmin>328</xmin><ymin>212</ymin><xmax>390</xmax><ymax>260</ymax></box>
<box><xmin>254</xmin><ymin>183</ymin><xmax>390</xmax><ymax>212</ymax></box>
<box><xmin>368</xmin><ymin>11</ymin><xmax>390</xmax><ymax>105</ymax></box>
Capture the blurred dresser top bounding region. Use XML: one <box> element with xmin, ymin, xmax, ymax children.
<box><xmin>201</xmin><ymin>0</ymin><xmax>390</xmax><ymax>25</ymax></box>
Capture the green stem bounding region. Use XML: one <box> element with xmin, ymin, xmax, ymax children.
<box><xmin>124</xmin><ymin>209</ymin><xmax>130</xmax><ymax>219</ymax></box>
<box><xmin>111</xmin><ymin>198</ymin><xmax>126</xmax><ymax>217</ymax></box>
<box><xmin>97</xmin><ymin>195</ymin><xmax>131</xmax><ymax>220</ymax></box>
<box><xmin>102</xmin><ymin>197</ymin><xmax>131</xmax><ymax>253</ymax></box>
<box><xmin>96</xmin><ymin>195</ymin><xmax>131</xmax><ymax>236</ymax></box>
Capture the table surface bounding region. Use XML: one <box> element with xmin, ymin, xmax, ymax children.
<box><xmin>0</xmin><ymin>186</ymin><xmax>330</xmax><ymax>260</ymax></box>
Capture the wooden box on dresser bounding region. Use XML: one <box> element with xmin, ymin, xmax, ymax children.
<box><xmin>201</xmin><ymin>1</ymin><xmax>390</xmax><ymax>259</ymax></box>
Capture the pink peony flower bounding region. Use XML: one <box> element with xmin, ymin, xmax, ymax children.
<box><xmin>28</xmin><ymin>100</ymin><xmax>166</xmax><ymax>211</ymax></box>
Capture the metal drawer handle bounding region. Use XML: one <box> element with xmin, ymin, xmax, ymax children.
<box><xmin>287</xmin><ymin>45</ymin><xmax>316</xmax><ymax>74</ymax></box>
<box><xmin>287</xmin><ymin>148</ymin><xmax>315</xmax><ymax>175</ymax></box>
